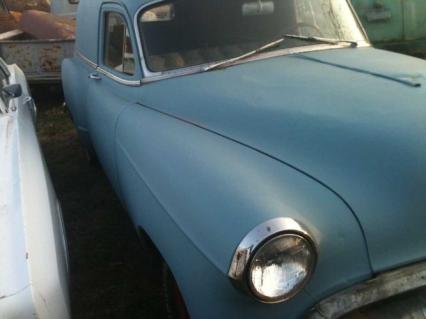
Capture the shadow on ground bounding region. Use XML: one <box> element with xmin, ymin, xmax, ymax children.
<box><xmin>32</xmin><ymin>85</ymin><xmax>167</xmax><ymax>319</ymax></box>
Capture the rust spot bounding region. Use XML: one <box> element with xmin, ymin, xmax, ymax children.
<box><xmin>18</xmin><ymin>10</ymin><xmax>75</xmax><ymax>40</ymax></box>
<box><xmin>5</xmin><ymin>0</ymin><xmax>50</xmax><ymax>13</ymax></box>
<box><xmin>0</xmin><ymin>13</ymin><xmax>18</xmax><ymax>33</ymax></box>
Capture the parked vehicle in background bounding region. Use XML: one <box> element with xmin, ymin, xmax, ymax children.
<box><xmin>351</xmin><ymin>0</ymin><xmax>426</xmax><ymax>57</ymax></box>
<box><xmin>5</xmin><ymin>0</ymin><xmax>50</xmax><ymax>13</ymax></box>
<box><xmin>51</xmin><ymin>0</ymin><xmax>78</xmax><ymax>18</ymax></box>
<box><xmin>0</xmin><ymin>58</ymin><xmax>70</xmax><ymax>318</ymax></box>
<box><xmin>63</xmin><ymin>0</ymin><xmax>426</xmax><ymax>318</ymax></box>
<box><xmin>0</xmin><ymin>0</ymin><xmax>75</xmax><ymax>83</ymax></box>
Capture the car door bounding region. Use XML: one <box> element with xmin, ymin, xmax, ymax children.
<box><xmin>85</xmin><ymin>3</ymin><xmax>141</xmax><ymax>194</ymax></box>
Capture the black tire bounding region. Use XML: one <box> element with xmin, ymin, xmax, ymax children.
<box><xmin>84</xmin><ymin>147</ymin><xmax>99</xmax><ymax>167</ymax></box>
<box><xmin>137</xmin><ymin>227</ymin><xmax>190</xmax><ymax>319</ymax></box>
<box><xmin>162</xmin><ymin>263</ymin><xmax>190</xmax><ymax>319</ymax></box>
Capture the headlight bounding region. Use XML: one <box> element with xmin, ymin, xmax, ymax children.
<box><xmin>248</xmin><ymin>233</ymin><xmax>316</xmax><ymax>303</ymax></box>
<box><xmin>228</xmin><ymin>218</ymin><xmax>317</xmax><ymax>304</ymax></box>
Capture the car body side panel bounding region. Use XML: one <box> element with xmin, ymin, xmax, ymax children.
<box><xmin>12</xmin><ymin>65</ymin><xmax>71</xmax><ymax>319</ymax></box>
<box><xmin>75</xmin><ymin>0</ymin><xmax>102</xmax><ymax>62</ymax></box>
<box><xmin>0</xmin><ymin>64</ymin><xmax>70</xmax><ymax>318</ymax></box>
<box><xmin>85</xmin><ymin>75</ymin><xmax>135</xmax><ymax>195</ymax></box>
<box><xmin>62</xmin><ymin>57</ymin><xmax>93</xmax><ymax>148</ymax></box>
<box><xmin>0</xmin><ymin>99</ymin><xmax>30</xmax><ymax>304</ymax></box>
<box><xmin>0</xmin><ymin>287</ymin><xmax>37</xmax><ymax>318</ymax></box>
<box><xmin>115</xmin><ymin>102</ymin><xmax>371</xmax><ymax>315</ymax></box>
<box><xmin>117</xmin><ymin>156</ymin><xmax>314</xmax><ymax>319</ymax></box>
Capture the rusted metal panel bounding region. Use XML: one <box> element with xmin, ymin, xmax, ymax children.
<box><xmin>19</xmin><ymin>10</ymin><xmax>75</xmax><ymax>40</ymax></box>
<box><xmin>10</xmin><ymin>11</ymin><xmax>22</xmax><ymax>24</ymax></box>
<box><xmin>0</xmin><ymin>39</ymin><xmax>75</xmax><ymax>82</ymax></box>
<box><xmin>4</xmin><ymin>0</ymin><xmax>50</xmax><ymax>13</ymax></box>
<box><xmin>0</xmin><ymin>12</ymin><xmax>17</xmax><ymax>33</ymax></box>
<box><xmin>0</xmin><ymin>6</ymin><xmax>76</xmax><ymax>82</ymax></box>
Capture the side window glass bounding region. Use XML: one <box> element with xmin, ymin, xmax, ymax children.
<box><xmin>104</xmin><ymin>12</ymin><xmax>135</xmax><ymax>76</ymax></box>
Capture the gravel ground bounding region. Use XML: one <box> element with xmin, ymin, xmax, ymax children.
<box><xmin>33</xmin><ymin>86</ymin><xmax>168</xmax><ymax>319</ymax></box>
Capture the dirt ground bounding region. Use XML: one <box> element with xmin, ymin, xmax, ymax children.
<box><xmin>33</xmin><ymin>86</ymin><xmax>168</xmax><ymax>319</ymax></box>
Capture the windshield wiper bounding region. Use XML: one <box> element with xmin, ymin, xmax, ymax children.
<box><xmin>284</xmin><ymin>34</ymin><xmax>358</xmax><ymax>47</ymax></box>
<box><xmin>203</xmin><ymin>34</ymin><xmax>357</xmax><ymax>72</ymax></box>
<box><xmin>204</xmin><ymin>38</ymin><xmax>285</xmax><ymax>72</ymax></box>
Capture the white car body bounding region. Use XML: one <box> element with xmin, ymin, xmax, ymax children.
<box><xmin>0</xmin><ymin>60</ymin><xmax>70</xmax><ymax>319</ymax></box>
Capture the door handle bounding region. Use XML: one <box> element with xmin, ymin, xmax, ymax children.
<box><xmin>89</xmin><ymin>73</ymin><xmax>101</xmax><ymax>81</ymax></box>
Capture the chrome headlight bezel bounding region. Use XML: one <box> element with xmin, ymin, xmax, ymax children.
<box><xmin>228</xmin><ymin>218</ymin><xmax>317</xmax><ymax>304</ymax></box>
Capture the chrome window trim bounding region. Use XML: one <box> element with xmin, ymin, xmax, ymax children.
<box><xmin>134</xmin><ymin>0</ymin><xmax>166</xmax><ymax>79</ymax></box>
<box><xmin>308</xmin><ymin>260</ymin><xmax>426</xmax><ymax>319</ymax></box>
<box><xmin>76</xmin><ymin>50</ymin><xmax>98</xmax><ymax>69</ymax></box>
<box><xmin>77</xmin><ymin>50</ymin><xmax>141</xmax><ymax>87</ymax></box>
<box><xmin>134</xmin><ymin>0</ymin><xmax>370</xmax><ymax>83</ymax></box>
<box><xmin>96</xmin><ymin>67</ymin><xmax>141</xmax><ymax>86</ymax></box>
<box><xmin>346</xmin><ymin>0</ymin><xmax>370</xmax><ymax>43</ymax></box>
<box><xmin>228</xmin><ymin>217</ymin><xmax>317</xmax><ymax>303</ymax></box>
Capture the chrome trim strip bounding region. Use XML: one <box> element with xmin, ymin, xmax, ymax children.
<box><xmin>76</xmin><ymin>50</ymin><xmax>141</xmax><ymax>86</ymax></box>
<box><xmin>308</xmin><ymin>260</ymin><xmax>426</xmax><ymax>319</ymax></box>
<box><xmin>346</xmin><ymin>0</ymin><xmax>371</xmax><ymax>43</ymax></box>
<box><xmin>76</xmin><ymin>50</ymin><xmax>98</xmax><ymax>69</ymax></box>
<box><xmin>134</xmin><ymin>0</ymin><xmax>370</xmax><ymax>83</ymax></box>
<box><xmin>96</xmin><ymin>67</ymin><xmax>141</xmax><ymax>86</ymax></box>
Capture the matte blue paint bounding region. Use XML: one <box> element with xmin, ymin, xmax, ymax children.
<box><xmin>135</xmin><ymin>48</ymin><xmax>426</xmax><ymax>273</ymax></box>
<box><xmin>63</xmin><ymin>0</ymin><xmax>426</xmax><ymax>317</ymax></box>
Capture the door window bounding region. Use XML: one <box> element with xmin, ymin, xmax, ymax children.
<box><xmin>104</xmin><ymin>12</ymin><xmax>135</xmax><ymax>75</ymax></box>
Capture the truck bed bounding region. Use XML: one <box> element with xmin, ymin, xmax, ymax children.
<box><xmin>0</xmin><ymin>31</ymin><xmax>74</xmax><ymax>83</ymax></box>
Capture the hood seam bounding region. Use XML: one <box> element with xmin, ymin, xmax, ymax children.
<box><xmin>136</xmin><ymin>101</ymin><xmax>374</xmax><ymax>273</ymax></box>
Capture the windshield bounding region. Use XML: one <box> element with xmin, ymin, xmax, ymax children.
<box><xmin>138</xmin><ymin>0</ymin><xmax>366</xmax><ymax>73</ymax></box>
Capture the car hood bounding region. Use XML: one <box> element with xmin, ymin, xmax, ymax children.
<box><xmin>137</xmin><ymin>47</ymin><xmax>426</xmax><ymax>272</ymax></box>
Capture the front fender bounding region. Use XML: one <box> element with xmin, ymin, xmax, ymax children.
<box><xmin>115</xmin><ymin>102</ymin><xmax>371</xmax><ymax>318</ymax></box>
<box><xmin>62</xmin><ymin>57</ymin><xmax>91</xmax><ymax>147</ymax></box>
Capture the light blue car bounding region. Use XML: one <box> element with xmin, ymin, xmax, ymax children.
<box><xmin>62</xmin><ymin>0</ymin><xmax>426</xmax><ymax>318</ymax></box>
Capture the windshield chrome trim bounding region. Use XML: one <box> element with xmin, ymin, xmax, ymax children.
<box><xmin>347</xmin><ymin>0</ymin><xmax>370</xmax><ymax>42</ymax></box>
<box><xmin>308</xmin><ymin>260</ymin><xmax>426</xmax><ymax>319</ymax></box>
<box><xmin>134</xmin><ymin>0</ymin><xmax>370</xmax><ymax>83</ymax></box>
